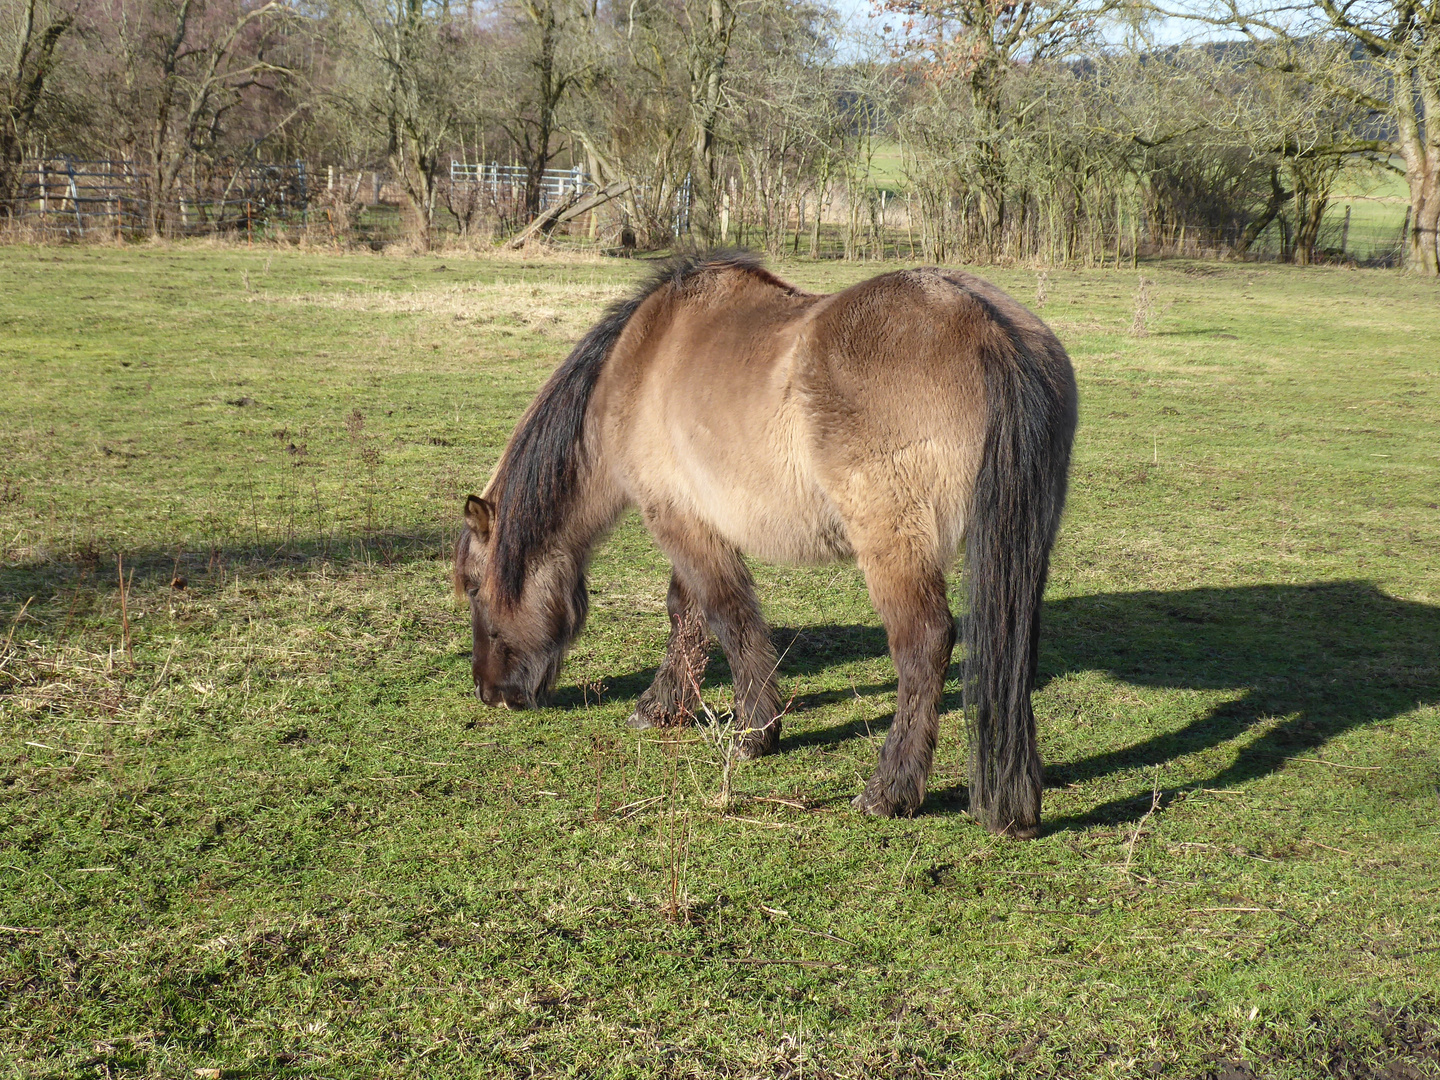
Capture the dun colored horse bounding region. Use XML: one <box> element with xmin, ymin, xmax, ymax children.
<box><xmin>453</xmin><ymin>251</ymin><xmax>1076</xmax><ymax>837</ymax></box>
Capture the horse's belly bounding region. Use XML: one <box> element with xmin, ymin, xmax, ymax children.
<box><xmin>688</xmin><ymin>460</ymin><xmax>852</xmax><ymax>565</ymax></box>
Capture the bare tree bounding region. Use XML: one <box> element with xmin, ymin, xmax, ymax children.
<box><xmin>77</xmin><ymin>0</ymin><xmax>292</xmax><ymax>236</ymax></box>
<box><xmin>487</xmin><ymin>0</ymin><xmax>592</xmax><ymax>222</ymax></box>
<box><xmin>1098</xmin><ymin>42</ymin><xmax>1358</xmax><ymax>263</ymax></box>
<box><xmin>1158</xmin><ymin>0</ymin><xmax>1440</xmax><ymax>274</ymax></box>
<box><xmin>331</xmin><ymin>0</ymin><xmax>483</xmax><ymax>246</ymax></box>
<box><xmin>717</xmin><ymin>0</ymin><xmax>839</xmax><ymax>253</ymax></box>
<box><xmin>684</xmin><ymin>0</ymin><xmax>734</xmax><ymax>242</ymax></box>
<box><xmin>881</xmin><ymin>0</ymin><xmax>1118</xmax><ymax>254</ymax></box>
<box><xmin>1</xmin><ymin>0</ymin><xmax>73</xmax><ymax>217</ymax></box>
<box><xmin>567</xmin><ymin>0</ymin><xmax>693</xmax><ymax>246</ymax></box>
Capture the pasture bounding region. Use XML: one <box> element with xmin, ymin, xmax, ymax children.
<box><xmin>1</xmin><ymin>246</ymin><xmax>1437</xmax><ymax>1079</ymax></box>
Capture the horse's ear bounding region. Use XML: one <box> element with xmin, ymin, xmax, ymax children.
<box><xmin>464</xmin><ymin>495</ymin><xmax>494</xmax><ymax>540</ymax></box>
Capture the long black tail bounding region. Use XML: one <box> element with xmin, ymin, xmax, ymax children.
<box><xmin>965</xmin><ymin>321</ymin><xmax>1077</xmax><ymax>837</ymax></box>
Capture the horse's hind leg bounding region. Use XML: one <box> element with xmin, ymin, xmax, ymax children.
<box><xmin>645</xmin><ymin>514</ymin><xmax>783</xmax><ymax>757</ymax></box>
<box><xmin>852</xmin><ymin>555</ymin><xmax>955</xmax><ymax>818</ymax></box>
<box><xmin>628</xmin><ymin>572</ymin><xmax>711</xmax><ymax>729</ymax></box>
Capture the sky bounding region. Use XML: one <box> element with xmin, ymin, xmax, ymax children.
<box><xmin>823</xmin><ymin>0</ymin><xmax>1209</xmax><ymax>57</ymax></box>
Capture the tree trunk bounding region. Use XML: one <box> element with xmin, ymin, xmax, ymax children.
<box><xmin>967</xmin><ymin>52</ymin><xmax>1007</xmax><ymax>259</ymax></box>
<box><xmin>1292</xmin><ymin>173</ymin><xmax>1329</xmax><ymax>266</ymax></box>
<box><xmin>1393</xmin><ymin>62</ymin><xmax>1440</xmax><ymax>276</ymax></box>
<box><xmin>1293</xmin><ymin>191</ymin><xmax>1326</xmax><ymax>266</ymax></box>
<box><xmin>1402</xmin><ymin>150</ymin><xmax>1439</xmax><ymax>276</ymax></box>
<box><xmin>1236</xmin><ymin>167</ymin><xmax>1289</xmax><ymax>256</ymax></box>
<box><xmin>687</xmin><ymin>0</ymin><xmax>732</xmax><ymax>245</ymax></box>
<box><xmin>0</xmin><ymin>0</ymin><xmax>73</xmax><ymax>217</ymax></box>
<box><xmin>391</xmin><ymin>143</ymin><xmax>436</xmax><ymax>250</ymax></box>
<box><xmin>810</xmin><ymin>161</ymin><xmax>829</xmax><ymax>257</ymax></box>
<box><xmin>521</xmin><ymin>6</ymin><xmax>560</xmax><ymax>221</ymax></box>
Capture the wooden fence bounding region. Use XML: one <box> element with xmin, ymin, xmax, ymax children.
<box><xmin>5</xmin><ymin>160</ymin><xmax>600</xmax><ymax>240</ymax></box>
<box><xmin>2</xmin><ymin>158</ymin><xmax>1408</xmax><ymax>265</ymax></box>
<box><xmin>10</xmin><ymin>159</ymin><xmax>308</xmax><ymax>238</ymax></box>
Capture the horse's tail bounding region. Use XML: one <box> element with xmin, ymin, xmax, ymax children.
<box><xmin>964</xmin><ymin>320</ymin><xmax>1077</xmax><ymax>837</ymax></box>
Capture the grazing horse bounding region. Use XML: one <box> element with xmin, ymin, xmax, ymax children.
<box><xmin>453</xmin><ymin>251</ymin><xmax>1076</xmax><ymax>837</ymax></box>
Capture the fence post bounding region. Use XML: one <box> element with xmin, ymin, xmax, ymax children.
<box><xmin>1131</xmin><ymin>200</ymin><xmax>1139</xmax><ymax>270</ymax></box>
<box><xmin>1339</xmin><ymin>204</ymin><xmax>1351</xmax><ymax>256</ymax></box>
<box><xmin>1399</xmin><ymin>205</ymin><xmax>1412</xmax><ymax>266</ymax></box>
<box><xmin>66</xmin><ymin>162</ymin><xmax>83</xmax><ymax>236</ymax></box>
<box><xmin>296</xmin><ymin>159</ymin><xmax>308</xmax><ymax>231</ymax></box>
<box><xmin>1115</xmin><ymin>190</ymin><xmax>1123</xmax><ymax>270</ymax></box>
<box><xmin>372</xmin><ymin>171</ymin><xmax>381</xmax><ymax>205</ymax></box>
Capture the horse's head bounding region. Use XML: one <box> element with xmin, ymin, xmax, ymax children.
<box><xmin>453</xmin><ymin>494</ymin><xmax>586</xmax><ymax>709</ymax></box>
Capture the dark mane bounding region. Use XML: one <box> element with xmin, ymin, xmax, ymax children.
<box><xmin>486</xmin><ymin>250</ymin><xmax>779</xmax><ymax>605</ymax></box>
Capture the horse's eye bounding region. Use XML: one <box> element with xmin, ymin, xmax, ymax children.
<box><xmin>466</xmin><ymin>587</ymin><xmax>479</xmax><ymax>599</ymax></box>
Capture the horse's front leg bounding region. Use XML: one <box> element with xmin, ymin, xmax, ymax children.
<box><xmin>628</xmin><ymin>572</ymin><xmax>711</xmax><ymax>729</ymax></box>
<box><xmin>852</xmin><ymin>561</ymin><xmax>955</xmax><ymax>817</ymax></box>
<box><xmin>644</xmin><ymin>514</ymin><xmax>782</xmax><ymax>758</ymax></box>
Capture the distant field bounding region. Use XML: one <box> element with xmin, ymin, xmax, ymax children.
<box><xmin>2</xmin><ymin>246</ymin><xmax>1437</xmax><ymax>1079</ymax></box>
<box><xmin>854</xmin><ymin>144</ymin><xmax>1411</xmax><ymax>263</ymax></box>
<box><xmin>1251</xmin><ymin>162</ymin><xmax>1410</xmax><ymax>262</ymax></box>
<box><xmin>1335</xmin><ymin>163</ymin><xmax>1410</xmax><ymax>202</ymax></box>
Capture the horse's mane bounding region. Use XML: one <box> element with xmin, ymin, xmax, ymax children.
<box><xmin>486</xmin><ymin>249</ymin><xmax>782</xmax><ymax>605</ymax></box>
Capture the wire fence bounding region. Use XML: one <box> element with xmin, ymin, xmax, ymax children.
<box><xmin>1245</xmin><ymin>202</ymin><xmax>1411</xmax><ymax>266</ymax></box>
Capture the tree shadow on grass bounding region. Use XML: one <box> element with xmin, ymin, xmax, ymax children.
<box><xmin>599</xmin><ymin>581</ymin><xmax>1440</xmax><ymax>828</ymax></box>
<box><xmin>0</xmin><ymin>529</ymin><xmax>451</xmax><ymax>616</ymax></box>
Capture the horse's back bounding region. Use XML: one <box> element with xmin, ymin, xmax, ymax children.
<box><xmin>593</xmin><ymin>267</ymin><xmax>844</xmax><ymax>562</ymax></box>
<box><xmin>597</xmin><ymin>263</ymin><xmax>1069</xmax><ymax>567</ymax></box>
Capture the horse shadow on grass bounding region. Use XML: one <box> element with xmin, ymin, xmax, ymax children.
<box><xmin>1027</xmin><ymin>580</ymin><xmax>1440</xmax><ymax>829</ymax></box>
<box><xmin>596</xmin><ymin>581</ymin><xmax>1440</xmax><ymax>830</ymax></box>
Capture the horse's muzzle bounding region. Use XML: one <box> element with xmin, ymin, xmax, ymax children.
<box><xmin>475</xmin><ymin>683</ymin><xmax>528</xmax><ymax>710</ymax></box>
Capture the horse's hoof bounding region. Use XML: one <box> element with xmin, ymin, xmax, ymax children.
<box><xmin>852</xmin><ymin>778</ymin><xmax>922</xmax><ymax>817</ymax></box>
<box><xmin>989</xmin><ymin>819</ymin><xmax>1041</xmax><ymax>840</ymax></box>
<box><xmin>625</xmin><ymin>710</ymin><xmax>655</xmax><ymax>730</ymax></box>
<box><xmin>851</xmin><ymin>791</ymin><xmax>893</xmax><ymax>816</ymax></box>
<box><xmin>851</xmin><ymin>791</ymin><xmax>914</xmax><ymax>816</ymax></box>
<box><xmin>734</xmin><ymin>723</ymin><xmax>780</xmax><ymax>760</ymax></box>
<box><xmin>968</xmin><ymin>808</ymin><xmax>1040</xmax><ymax>839</ymax></box>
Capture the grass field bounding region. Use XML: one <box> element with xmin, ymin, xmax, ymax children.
<box><xmin>1</xmin><ymin>245</ymin><xmax>1438</xmax><ymax>1079</ymax></box>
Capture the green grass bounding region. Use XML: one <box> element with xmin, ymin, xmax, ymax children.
<box><xmin>1339</xmin><ymin>163</ymin><xmax>1411</xmax><ymax>251</ymax></box>
<box><xmin>2</xmin><ymin>246</ymin><xmax>1438</xmax><ymax>1079</ymax></box>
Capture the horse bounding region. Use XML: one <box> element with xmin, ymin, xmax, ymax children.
<box><xmin>452</xmin><ymin>251</ymin><xmax>1077</xmax><ymax>837</ymax></box>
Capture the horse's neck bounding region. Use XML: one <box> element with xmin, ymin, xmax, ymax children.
<box><xmin>560</xmin><ymin>449</ymin><xmax>626</xmax><ymax>568</ymax></box>
<box><xmin>504</xmin><ymin>443</ymin><xmax>623</xmax><ymax>602</ymax></box>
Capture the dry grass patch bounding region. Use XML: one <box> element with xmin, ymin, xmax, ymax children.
<box><xmin>279</xmin><ymin>279</ymin><xmax>628</xmax><ymax>340</ymax></box>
